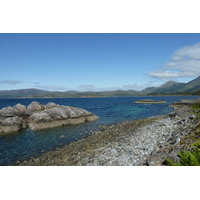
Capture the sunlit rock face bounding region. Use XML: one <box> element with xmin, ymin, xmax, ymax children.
<box><xmin>0</xmin><ymin>102</ymin><xmax>98</xmax><ymax>134</ymax></box>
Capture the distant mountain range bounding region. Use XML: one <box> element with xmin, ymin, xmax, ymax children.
<box><xmin>1</xmin><ymin>76</ymin><xmax>200</xmax><ymax>98</ymax></box>
<box><xmin>142</xmin><ymin>76</ymin><xmax>200</xmax><ymax>95</ymax></box>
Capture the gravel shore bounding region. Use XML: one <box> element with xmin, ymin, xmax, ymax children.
<box><xmin>15</xmin><ymin>99</ymin><xmax>199</xmax><ymax>166</ymax></box>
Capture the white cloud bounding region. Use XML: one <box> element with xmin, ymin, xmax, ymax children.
<box><xmin>33</xmin><ymin>82</ymin><xmax>40</xmax><ymax>85</ymax></box>
<box><xmin>121</xmin><ymin>84</ymin><xmax>150</xmax><ymax>91</ymax></box>
<box><xmin>35</xmin><ymin>85</ymin><xmax>71</xmax><ymax>91</ymax></box>
<box><xmin>171</xmin><ymin>42</ymin><xmax>200</xmax><ymax>60</ymax></box>
<box><xmin>77</xmin><ymin>84</ymin><xmax>150</xmax><ymax>91</ymax></box>
<box><xmin>77</xmin><ymin>85</ymin><xmax>98</xmax><ymax>91</ymax></box>
<box><xmin>148</xmin><ymin>42</ymin><xmax>200</xmax><ymax>81</ymax></box>
<box><xmin>148</xmin><ymin>70</ymin><xmax>183</xmax><ymax>81</ymax></box>
<box><xmin>0</xmin><ymin>80</ymin><xmax>23</xmax><ymax>85</ymax></box>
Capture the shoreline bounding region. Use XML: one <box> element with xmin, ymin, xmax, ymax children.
<box><xmin>15</xmin><ymin>116</ymin><xmax>163</xmax><ymax>166</ymax></box>
<box><xmin>14</xmin><ymin>99</ymin><xmax>199</xmax><ymax>166</ymax></box>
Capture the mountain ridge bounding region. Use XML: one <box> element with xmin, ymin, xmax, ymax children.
<box><xmin>1</xmin><ymin>76</ymin><xmax>200</xmax><ymax>98</ymax></box>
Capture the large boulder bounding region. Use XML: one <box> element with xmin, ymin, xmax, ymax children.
<box><xmin>0</xmin><ymin>101</ymin><xmax>98</xmax><ymax>134</ymax></box>
<box><xmin>0</xmin><ymin>104</ymin><xmax>27</xmax><ymax>118</ymax></box>
<box><xmin>44</xmin><ymin>107</ymin><xmax>69</xmax><ymax>120</ymax></box>
<box><xmin>25</xmin><ymin>101</ymin><xmax>45</xmax><ymax>115</ymax></box>
<box><xmin>1</xmin><ymin>116</ymin><xmax>24</xmax><ymax>126</ymax></box>
<box><xmin>45</xmin><ymin>102</ymin><xmax>57</xmax><ymax>109</ymax></box>
<box><xmin>29</xmin><ymin>112</ymin><xmax>53</xmax><ymax>123</ymax></box>
<box><xmin>0</xmin><ymin>106</ymin><xmax>15</xmax><ymax>117</ymax></box>
<box><xmin>0</xmin><ymin>116</ymin><xmax>27</xmax><ymax>134</ymax></box>
<box><xmin>13</xmin><ymin>103</ymin><xmax>27</xmax><ymax>116</ymax></box>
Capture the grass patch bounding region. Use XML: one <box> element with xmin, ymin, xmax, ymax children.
<box><xmin>166</xmin><ymin>141</ymin><xmax>200</xmax><ymax>166</ymax></box>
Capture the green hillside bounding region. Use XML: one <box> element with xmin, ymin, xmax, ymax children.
<box><xmin>0</xmin><ymin>88</ymin><xmax>50</xmax><ymax>98</ymax></box>
<box><xmin>142</xmin><ymin>81</ymin><xmax>186</xmax><ymax>94</ymax></box>
<box><xmin>178</xmin><ymin>76</ymin><xmax>200</xmax><ymax>93</ymax></box>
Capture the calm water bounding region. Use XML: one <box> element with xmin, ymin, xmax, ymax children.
<box><xmin>0</xmin><ymin>96</ymin><xmax>199</xmax><ymax>165</ymax></box>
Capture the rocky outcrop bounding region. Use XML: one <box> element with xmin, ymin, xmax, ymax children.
<box><xmin>0</xmin><ymin>101</ymin><xmax>98</xmax><ymax>134</ymax></box>
<box><xmin>134</xmin><ymin>99</ymin><xmax>166</xmax><ymax>104</ymax></box>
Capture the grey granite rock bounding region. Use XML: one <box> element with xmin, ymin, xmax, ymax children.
<box><xmin>0</xmin><ymin>116</ymin><xmax>27</xmax><ymax>134</ymax></box>
<box><xmin>1</xmin><ymin>116</ymin><xmax>24</xmax><ymax>126</ymax></box>
<box><xmin>44</xmin><ymin>107</ymin><xmax>69</xmax><ymax>120</ymax></box>
<box><xmin>0</xmin><ymin>101</ymin><xmax>98</xmax><ymax>134</ymax></box>
<box><xmin>45</xmin><ymin>102</ymin><xmax>57</xmax><ymax>109</ymax></box>
<box><xmin>0</xmin><ymin>106</ymin><xmax>15</xmax><ymax>117</ymax></box>
<box><xmin>13</xmin><ymin>103</ymin><xmax>27</xmax><ymax>116</ymax></box>
<box><xmin>25</xmin><ymin>101</ymin><xmax>45</xmax><ymax>115</ymax></box>
<box><xmin>30</xmin><ymin>112</ymin><xmax>53</xmax><ymax>123</ymax></box>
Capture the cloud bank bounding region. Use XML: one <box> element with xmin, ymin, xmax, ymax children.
<box><xmin>35</xmin><ymin>85</ymin><xmax>71</xmax><ymax>91</ymax></box>
<box><xmin>76</xmin><ymin>84</ymin><xmax>151</xmax><ymax>91</ymax></box>
<box><xmin>148</xmin><ymin>42</ymin><xmax>200</xmax><ymax>81</ymax></box>
<box><xmin>0</xmin><ymin>80</ymin><xmax>23</xmax><ymax>85</ymax></box>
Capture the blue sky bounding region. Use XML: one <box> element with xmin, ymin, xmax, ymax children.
<box><xmin>1</xmin><ymin>33</ymin><xmax>200</xmax><ymax>91</ymax></box>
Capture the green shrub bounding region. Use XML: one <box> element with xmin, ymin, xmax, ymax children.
<box><xmin>166</xmin><ymin>141</ymin><xmax>200</xmax><ymax>166</ymax></box>
<box><xmin>192</xmin><ymin>103</ymin><xmax>200</xmax><ymax>118</ymax></box>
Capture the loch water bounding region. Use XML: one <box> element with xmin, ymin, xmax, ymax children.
<box><xmin>0</xmin><ymin>96</ymin><xmax>199</xmax><ymax>165</ymax></box>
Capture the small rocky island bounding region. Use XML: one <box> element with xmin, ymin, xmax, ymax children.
<box><xmin>134</xmin><ymin>99</ymin><xmax>167</xmax><ymax>104</ymax></box>
<box><xmin>0</xmin><ymin>101</ymin><xmax>98</xmax><ymax>134</ymax></box>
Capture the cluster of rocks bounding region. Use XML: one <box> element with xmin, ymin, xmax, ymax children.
<box><xmin>0</xmin><ymin>101</ymin><xmax>98</xmax><ymax>134</ymax></box>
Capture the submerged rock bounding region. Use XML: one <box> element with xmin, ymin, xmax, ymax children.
<box><xmin>0</xmin><ymin>101</ymin><xmax>98</xmax><ymax>134</ymax></box>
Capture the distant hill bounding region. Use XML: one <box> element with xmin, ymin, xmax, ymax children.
<box><xmin>30</xmin><ymin>89</ymin><xmax>141</xmax><ymax>98</ymax></box>
<box><xmin>0</xmin><ymin>88</ymin><xmax>50</xmax><ymax>98</ymax></box>
<box><xmin>177</xmin><ymin>76</ymin><xmax>200</xmax><ymax>93</ymax></box>
<box><xmin>141</xmin><ymin>81</ymin><xmax>186</xmax><ymax>94</ymax></box>
<box><xmin>142</xmin><ymin>76</ymin><xmax>200</xmax><ymax>95</ymax></box>
<box><xmin>140</xmin><ymin>87</ymin><xmax>157</xmax><ymax>94</ymax></box>
<box><xmin>1</xmin><ymin>76</ymin><xmax>200</xmax><ymax>98</ymax></box>
<box><xmin>0</xmin><ymin>88</ymin><xmax>140</xmax><ymax>98</ymax></box>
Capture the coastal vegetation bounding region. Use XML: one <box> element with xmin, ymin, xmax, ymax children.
<box><xmin>166</xmin><ymin>141</ymin><xmax>200</xmax><ymax>166</ymax></box>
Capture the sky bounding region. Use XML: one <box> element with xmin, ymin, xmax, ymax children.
<box><xmin>1</xmin><ymin>33</ymin><xmax>200</xmax><ymax>92</ymax></box>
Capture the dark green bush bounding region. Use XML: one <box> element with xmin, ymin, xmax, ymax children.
<box><xmin>166</xmin><ymin>141</ymin><xmax>200</xmax><ymax>166</ymax></box>
<box><xmin>192</xmin><ymin>103</ymin><xmax>200</xmax><ymax>118</ymax></box>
